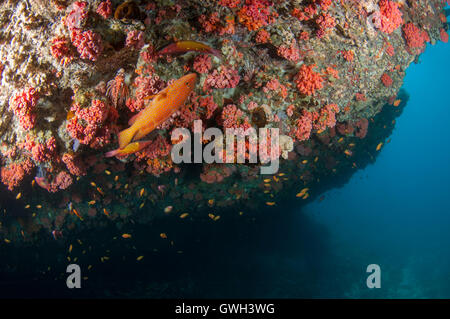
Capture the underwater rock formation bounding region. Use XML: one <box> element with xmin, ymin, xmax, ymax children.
<box><xmin>0</xmin><ymin>0</ymin><xmax>447</xmax><ymax>243</ymax></box>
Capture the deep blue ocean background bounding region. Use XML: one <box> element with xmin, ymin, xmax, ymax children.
<box><xmin>302</xmin><ymin>39</ymin><xmax>450</xmax><ymax>298</ymax></box>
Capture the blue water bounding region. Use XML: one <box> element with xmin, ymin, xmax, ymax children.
<box><xmin>305</xmin><ymin>41</ymin><xmax>450</xmax><ymax>298</ymax></box>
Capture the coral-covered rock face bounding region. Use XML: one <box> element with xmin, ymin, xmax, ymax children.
<box><xmin>0</xmin><ymin>0</ymin><xmax>447</xmax><ymax>242</ymax></box>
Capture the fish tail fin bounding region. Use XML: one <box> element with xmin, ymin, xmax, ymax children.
<box><xmin>105</xmin><ymin>149</ymin><xmax>119</xmax><ymax>158</ymax></box>
<box><xmin>117</xmin><ymin>126</ymin><xmax>137</xmax><ymax>149</ymax></box>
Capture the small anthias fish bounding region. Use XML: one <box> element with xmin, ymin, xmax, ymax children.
<box><xmin>376</xmin><ymin>142</ymin><xmax>383</xmax><ymax>151</ymax></box>
<box><xmin>117</xmin><ymin>73</ymin><xmax>197</xmax><ymax>149</ymax></box>
<box><xmin>158</xmin><ymin>41</ymin><xmax>222</xmax><ymax>58</ymax></box>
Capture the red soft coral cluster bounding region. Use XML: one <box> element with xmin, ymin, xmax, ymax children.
<box><xmin>336</xmin><ymin>121</ymin><xmax>355</xmax><ymax>135</ymax></box>
<box><xmin>291</xmin><ymin>0</ymin><xmax>333</xmax><ymax>22</ymax></box>
<box><xmin>290</xmin><ymin>110</ymin><xmax>314</xmax><ymax>142</ymax></box>
<box><xmin>379</xmin><ymin>0</ymin><xmax>403</xmax><ymax>34</ymax></box>
<box><xmin>96</xmin><ymin>0</ymin><xmax>112</xmax><ymax>19</ymax></box>
<box><xmin>126</xmin><ymin>74</ymin><xmax>165</xmax><ymax>112</ymax></box>
<box><xmin>64</xmin><ymin>2</ymin><xmax>103</xmax><ymax>62</ymax></box>
<box><xmin>50</xmin><ymin>37</ymin><xmax>75</xmax><ymax>65</ymax></box>
<box><xmin>440</xmin><ymin>28</ymin><xmax>449</xmax><ymax>43</ymax></box>
<box><xmin>291</xmin><ymin>5</ymin><xmax>317</xmax><ymax>21</ymax></box>
<box><xmin>196</xmin><ymin>95</ymin><xmax>218</xmax><ymax>120</ymax></box>
<box><xmin>20</xmin><ymin>135</ymin><xmax>57</xmax><ymax>163</ymax></box>
<box><xmin>354</xmin><ymin>118</ymin><xmax>369</xmax><ymax>139</ymax></box>
<box><xmin>200</xmin><ymin>164</ymin><xmax>234</xmax><ymax>184</ymax></box>
<box><xmin>385</xmin><ymin>43</ymin><xmax>395</xmax><ymax>56</ymax></box>
<box><xmin>315</xmin><ymin>12</ymin><xmax>336</xmax><ymax>38</ymax></box>
<box><xmin>9</xmin><ymin>88</ymin><xmax>39</xmax><ymax>130</ymax></box>
<box><xmin>66</xmin><ymin>99</ymin><xmax>115</xmax><ymax>148</ymax></box>
<box><xmin>1</xmin><ymin>160</ymin><xmax>33</xmax><ymax>191</ymax></box>
<box><xmin>295</xmin><ymin>64</ymin><xmax>324</xmax><ymax>96</ymax></box>
<box><xmin>237</xmin><ymin>0</ymin><xmax>278</xmax><ymax>31</ymax></box>
<box><xmin>70</xmin><ymin>29</ymin><xmax>103</xmax><ymax>62</ymax></box>
<box><xmin>134</xmin><ymin>135</ymin><xmax>173</xmax><ymax>176</ymax></box>
<box><xmin>255</xmin><ymin>29</ymin><xmax>270</xmax><ymax>43</ymax></box>
<box><xmin>126</xmin><ymin>30</ymin><xmax>145</xmax><ymax>50</ymax></box>
<box><xmin>402</xmin><ymin>23</ymin><xmax>429</xmax><ymax>54</ymax></box>
<box><xmin>193</xmin><ymin>55</ymin><xmax>212</xmax><ymax>74</ymax></box>
<box><xmin>64</xmin><ymin>1</ymin><xmax>88</xmax><ymax>30</ymax></box>
<box><xmin>313</xmin><ymin>104</ymin><xmax>339</xmax><ymax>131</ymax></box>
<box><xmin>290</xmin><ymin>104</ymin><xmax>339</xmax><ymax>142</ymax></box>
<box><xmin>277</xmin><ymin>39</ymin><xmax>301</xmax><ymax>62</ymax></box>
<box><xmin>220</xmin><ymin>104</ymin><xmax>251</xmax><ymax>129</ymax></box>
<box><xmin>218</xmin><ymin>0</ymin><xmax>241</xmax><ymax>8</ymax></box>
<box><xmin>48</xmin><ymin>171</ymin><xmax>73</xmax><ymax>192</ymax></box>
<box><xmin>340</xmin><ymin>50</ymin><xmax>354</xmax><ymax>62</ymax></box>
<box><xmin>381</xmin><ymin>73</ymin><xmax>393</xmax><ymax>87</ymax></box>
<box><xmin>204</xmin><ymin>65</ymin><xmax>240</xmax><ymax>90</ymax></box>
<box><xmin>62</xmin><ymin>153</ymin><xmax>86</xmax><ymax>176</ymax></box>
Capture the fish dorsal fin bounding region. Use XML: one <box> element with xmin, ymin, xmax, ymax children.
<box><xmin>155</xmin><ymin>91</ymin><xmax>168</xmax><ymax>101</ymax></box>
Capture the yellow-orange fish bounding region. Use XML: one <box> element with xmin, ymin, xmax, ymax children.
<box><xmin>376</xmin><ymin>142</ymin><xmax>383</xmax><ymax>151</ymax></box>
<box><xmin>103</xmin><ymin>208</ymin><xmax>110</xmax><ymax>216</ymax></box>
<box><xmin>393</xmin><ymin>99</ymin><xmax>401</xmax><ymax>107</ymax></box>
<box><xmin>117</xmin><ymin>73</ymin><xmax>197</xmax><ymax>149</ymax></box>
<box><xmin>164</xmin><ymin>206</ymin><xmax>173</xmax><ymax>214</ymax></box>
<box><xmin>122</xmin><ymin>233</ymin><xmax>132</xmax><ymax>239</ymax></box>
<box><xmin>180</xmin><ymin>213</ymin><xmax>189</xmax><ymax>219</ymax></box>
<box><xmin>266</xmin><ymin>202</ymin><xmax>276</xmax><ymax>206</ymax></box>
<box><xmin>160</xmin><ymin>233</ymin><xmax>167</xmax><ymax>239</ymax></box>
<box><xmin>296</xmin><ymin>188</ymin><xmax>309</xmax><ymax>198</ymax></box>
<box><xmin>344</xmin><ymin>149</ymin><xmax>353</xmax><ymax>156</ymax></box>
<box><xmin>96</xmin><ymin>187</ymin><xmax>105</xmax><ymax>196</ymax></box>
<box><xmin>72</xmin><ymin>208</ymin><xmax>84</xmax><ymax>221</ymax></box>
<box><xmin>105</xmin><ymin>140</ymin><xmax>152</xmax><ymax>158</ymax></box>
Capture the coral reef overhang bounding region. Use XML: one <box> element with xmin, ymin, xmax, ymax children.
<box><xmin>0</xmin><ymin>0</ymin><xmax>447</xmax><ymax>244</ymax></box>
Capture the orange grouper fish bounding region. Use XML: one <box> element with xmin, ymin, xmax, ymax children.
<box><xmin>117</xmin><ymin>73</ymin><xmax>197</xmax><ymax>149</ymax></box>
